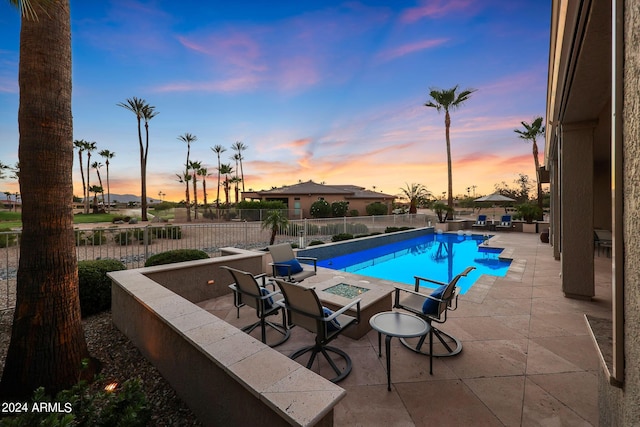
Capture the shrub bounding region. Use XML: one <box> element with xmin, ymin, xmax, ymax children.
<box><xmin>114</xmin><ymin>230</ymin><xmax>134</xmax><ymax>245</ymax></box>
<box><xmin>332</xmin><ymin>233</ymin><xmax>353</xmax><ymax>242</ymax></box>
<box><xmin>78</xmin><ymin>259</ymin><xmax>126</xmax><ymax>317</ymax></box>
<box><xmin>76</xmin><ymin>229</ymin><xmax>107</xmax><ymax>246</ymax></box>
<box><xmin>348</xmin><ymin>209</ymin><xmax>359</xmax><ymax>217</ymax></box>
<box><xmin>331</xmin><ymin>201</ymin><xmax>349</xmax><ymax>217</ymax></box>
<box><xmin>310</xmin><ymin>200</ymin><xmax>331</xmax><ymax>218</ymax></box>
<box><xmin>153</xmin><ymin>225</ymin><xmax>182</xmax><ymax>239</ymax></box>
<box><xmin>4</xmin><ymin>378</ymin><xmax>150</xmax><ymax>427</ymax></box>
<box><xmin>308</xmin><ymin>240</ymin><xmax>325</xmax><ymax>246</ymax></box>
<box><xmin>132</xmin><ymin>228</ymin><xmax>154</xmax><ymax>244</ymax></box>
<box><xmin>365</xmin><ymin>202</ymin><xmax>388</xmax><ymax>216</ymax></box>
<box><xmin>385</xmin><ymin>226</ymin><xmax>415</xmax><ymax>233</ymax></box>
<box><xmin>111</xmin><ymin>215</ymin><xmax>131</xmax><ymax>223</ymax></box>
<box><xmin>144</xmin><ymin>249</ymin><xmax>209</xmax><ymax>267</ymax></box>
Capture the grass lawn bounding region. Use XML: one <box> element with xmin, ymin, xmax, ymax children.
<box><xmin>0</xmin><ymin>211</ymin><xmax>122</xmax><ymax>229</ymax></box>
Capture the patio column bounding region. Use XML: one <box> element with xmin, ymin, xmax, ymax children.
<box><xmin>559</xmin><ymin>121</ymin><xmax>595</xmax><ymax>299</ymax></box>
<box><xmin>550</xmin><ymin>156</ymin><xmax>561</xmax><ymax>260</ymax></box>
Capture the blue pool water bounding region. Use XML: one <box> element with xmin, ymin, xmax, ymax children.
<box><xmin>316</xmin><ymin>233</ymin><xmax>511</xmax><ymax>294</ymax></box>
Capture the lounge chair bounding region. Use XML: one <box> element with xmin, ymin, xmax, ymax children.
<box><xmin>393</xmin><ymin>266</ymin><xmax>475</xmax><ymax>372</ymax></box>
<box><xmin>495</xmin><ymin>215</ymin><xmax>513</xmax><ymax>230</ymax></box>
<box><xmin>274</xmin><ymin>279</ymin><xmax>360</xmax><ymax>383</ymax></box>
<box><xmin>471</xmin><ymin>214</ymin><xmax>487</xmax><ymax>228</ymax></box>
<box><xmin>268</xmin><ymin>243</ymin><xmax>317</xmax><ymax>282</ymax></box>
<box><xmin>221</xmin><ymin>266</ymin><xmax>290</xmax><ymax>347</ymax></box>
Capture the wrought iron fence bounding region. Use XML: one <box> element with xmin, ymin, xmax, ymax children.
<box><xmin>0</xmin><ymin>213</ymin><xmax>433</xmax><ymax>310</ymax></box>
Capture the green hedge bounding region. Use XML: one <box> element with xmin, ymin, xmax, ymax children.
<box><xmin>144</xmin><ymin>249</ymin><xmax>209</xmax><ymax>267</ymax></box>
<box><xmin>78</xmin><ymin>259</ymin><xmax>127</xmax><ymax>317</ymax></box>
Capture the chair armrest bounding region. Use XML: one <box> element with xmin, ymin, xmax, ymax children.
<box><xmin>324</xmin><ymin>298</ymin><xmax>361</xmax><ymax>324</ymax></box>
<box><xmin>414</xmin><ymin>275</ymin><xmax>445</xmax><ymax>291</ymax></box>
<box><xmin>296</xmin><ymin>256</ymin><xmax>318</xmax><ymax>271</ymax></box>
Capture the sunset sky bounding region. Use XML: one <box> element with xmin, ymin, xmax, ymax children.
<box><xmin>0</xmin><ymin>0</ymin><xmax>550</xmax><ymax>203</ymax></box>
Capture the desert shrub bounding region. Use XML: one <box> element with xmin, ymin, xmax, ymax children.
<box><xmin>308</xmin><ymin>240</ymin><xmax>325</xmax><ymax>246</ymax></box>
<box><xmin>113</xmin><ymin>230</ymin><xmax>135</xmax><ymax>245</ymax></box>
<box><xmin>78</xmin><ymin>259</ymin><xmax>126</xmax><ymax>317</ymax></box>
<box><xmin>310</xmin><ymin>200</ymin><xmax>331</xmax><ymax>218</ymax></box>
<box><xmin>365</xmin><ymin>202</ymin><xmax>388</xmax><ymax>216</ymax></box>
<box><xmin>153</xmin><ymin>225</ymin><xmax>182</xmax><ymax>239</ymax></box>
<box><xmin>75</xmin><ymin>229</ymin><xmax>107</xmax><ymax>246</ymax></box>
<box><xmin>332</xmin><ymin>233</ymin><xmax>353</xmax><ymax>242</ymax></box>
<box><xmin>132</xmin><ymin>228</ymin><xmax>154</xmax><ymax>244</ymax></box>
<box><xmin>348</xmin><ymin>209</ymin><xmax>359</xmax><ymax>217</ymax></box>
<box><xmin>4</xmin><ymin>378</ymin><xmax>150</xmax><ymax>427</ymax></box>
<box><xmin>0</xmin><ymin>228</ymin><xmax>17</xmax><ymax>248</ymax></box>
<box><xmin>144</xmin><ymin>249</ymin><xmax>209</xmax><ymax>267</ymax></box>
<box><xmin>385</xmin><ymin>226</ymin><xmax>415</xmax><ymax>233</ymax></box>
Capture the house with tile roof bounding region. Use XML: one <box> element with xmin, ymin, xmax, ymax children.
<box><xmin>242</xmin><ymin>180</ymin><xmax>395</xmax><ymax>218</ymax></box>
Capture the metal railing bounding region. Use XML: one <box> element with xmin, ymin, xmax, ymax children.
<box><xmin>0</xmin><ymin>213</ymin><xmax>433</xmax><ymax>310</ymax></box>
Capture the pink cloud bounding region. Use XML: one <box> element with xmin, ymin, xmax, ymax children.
<box><xmin>377</xmin><ymin>38</ymin><xmax>449</xmax><ymax>62</ymax></box>
<box><xmin>154</xmin><ymin>75</ymin><xmax>262</xmax><ymax>93</ymax></box>
<box><xmin>400</xmin><ymin>0</ymin><xmax>477</xmax><ymax>23</ymax></box>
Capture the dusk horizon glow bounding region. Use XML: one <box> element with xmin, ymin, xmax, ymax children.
<box><xmin>0</xmin><ymin>0</ymin><xmax>550</xmax><ymax>203</ymax></box>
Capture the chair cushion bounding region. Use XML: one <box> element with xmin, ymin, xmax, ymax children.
<box><xmin>422</xmin><ymin>284</ymin><xmax>448</xmax><ymax>315</ymax></box>
<box><xmin>323</xmin><ymin>307</ymin><xmax>341</xmax><ymax>331</ymax></box>
<box><xmin>275</xmin><ymin>259</ymin><xmax>303</xmax><ymax>276</ymax></box>
<box><xmin>501</xmin><ymin>221</ymin><xmax>509</xmax><ymax>226</ymax></box>
<box><xmin>260</xmin><ymin>287</ymin><xmax>274</xmax><ymax>309</ymax></box>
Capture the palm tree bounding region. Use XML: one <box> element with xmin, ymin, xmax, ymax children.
<box><xmin>91</xmin><ymin>161</ymin><xmax>104</xmax><ymax>207</ymax></box>
<box><xmin>230</xmin><ymin>176</ymin><xmax>242</xmax><ymax>204</ymax></box>
<box><xmin>117</xmin><ymin>97</ymin><xmax>158</xmax><ymax>221</ymax></box>
<box><xmin>211</xmin><ymin>145</ymin><xmax>226</xmax><ymax>209</ymax></box>
<box><xmin>425</xmin><ymin>85</ymin><xmax>476</xmax><ymax>208</ymax></box>
<box><xmin>178</xmin><ymin>133</ymin><xmax>197</xmax><ymax>222</ymax></box>
<box><xmin>399</xmin><ymin>183</ymin><xmax>432</xmax><ymax>214</ymax></box>
<box><xmin>262</xmin><ymin>209</ymin><xmax>289</xmax><ymax>245</ymax></box>
<box><xmin>0</xmin><ymin>161</ymin><xmax>9</xmax><ymax>179</ymax></box>
<box><xmin>198</xmin><ymin>167</ymin><xmax>210</xmax><ymax>209</ymax></box>
<box><xmin>99</xmin><ymin>149</ymin><xmax>115</xmax><ymax>212</ymax></box>
<box><xmin>231</xmin><ymin>141</ymin><xmax>248</xmax><ymax>192</ymax></box>
<box><xmin>84</xmin><ymin>141</ymin><xmax>96</xmax><ymax>214</ymax></box>
<box><xmin>1</xmin><ymin>0</ymin><xmax>91</xmax><ymax>399</ymax></box>
<box><xmin>73</xmin><ymin>140</ymin><xmax>87</xmax><ymax>212</ymax></box>
<box><xmin>189</xmin><ymin>160</ymin><xmax>202</xmax><ymax>219</ymax></box>
<box><xmin>88</xmin><ymin>185</ymin><xmax>103</xmax><ymax>213</ymax></box>
<box><xmin>219</xmin><ymin>163</ymin><xmax>234</xmax><ymax>206</ymax></box>
<box><xmin>514</xmin><ymin>117</ymin><xmax>545</xmax><ymax>210</ymax></box>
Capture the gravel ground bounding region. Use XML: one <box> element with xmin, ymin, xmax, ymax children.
<box><xmin>0</xmin><ymin>309</ymin><xmax>202</xmax><ymax>426</ymax></box>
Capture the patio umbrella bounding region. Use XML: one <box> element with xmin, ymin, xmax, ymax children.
<box><xmin>474</xmin><ymin>193</ymin><xmax>516</xmax><ymax>223</ymax></box>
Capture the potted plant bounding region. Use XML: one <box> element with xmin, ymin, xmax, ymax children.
<box><xmin>432</xmin><ymin>202</ymin><xmax>454</xmax><ymax>231</ymax></box>
<box><xmin>516</xmin><ymin>203</ymin><xmax>542</xmax><ymax>233</ymax></box>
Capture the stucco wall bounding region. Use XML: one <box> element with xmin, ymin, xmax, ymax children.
<box><xmin>599</xmin><ymin>0</ymin><xmax>640</xmax><ymax>423</ymax></box>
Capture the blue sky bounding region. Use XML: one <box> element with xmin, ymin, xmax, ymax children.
<box><xmin>0</xmin><ymin>0</ymin><xmax>550</xmax><ymax>202</ymax></box>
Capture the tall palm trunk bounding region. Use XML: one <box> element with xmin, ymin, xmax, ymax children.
<box><xmin>76</xmin><ymin>148</ymin><xmax>86</xmax><ymax>211</ymax></box>
<box><xmin>192</xmin><ymin>170</ymin><xmax>198</xmax><ymax>220</ymax></box>
<box><xmin>141</xmin><ymin>120</ymin><xmax>150</xmax><ymax>221</ymax></box>
<box><xmin>444</xmin><ymin>111</ymin><xmax>453</xmax><ymax>208</ymax></box>
<box><xmin>85</xmin><ymin>151</ymin><xmax>91</xmax><ymax>213</ymax></box>
<box><xmin>532</xmin><ymin>140</ymin><xmax>543</xmax><ymax>210</ymax></box>
<box><xmin>1</xmin><ymin>0</ymin><xmax>90</xmax><ymax>398</ymax></box>
<box><xmin>105</xmin><ymin>159</ymin><xmax>111</xmax><ymax>212</ymax></box>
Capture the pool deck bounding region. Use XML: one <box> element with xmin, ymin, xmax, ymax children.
<box><xmin>199</xmin><ymin>232</ymin><xmax>609</xmax><ymax>426</ymax></box>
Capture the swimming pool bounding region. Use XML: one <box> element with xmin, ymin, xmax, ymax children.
<box><xmin>314</xmin><ymin>233</ymin><xmax>511</xmax><ymax>294</ymax></box>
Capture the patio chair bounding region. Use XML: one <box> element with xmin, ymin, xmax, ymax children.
<box><xmin>268</xmin><ymin>243</ymin><xmax>317</xmax><ymax>282</ymax></box>
<box><xmin>393</xmin><ymin>266</ymin><xmax>475</xmax><ymax>360</ymax></box>
<box><xmin>274</xmin><ymin>278</ymin><xmax>361</xmax><ymax>383</ymax></box>
<box><xmin>221</xmin><ymin>266</ymin><xmax>290</xmax><ymax>347</ymax></box>
<box><xmin>471</xmin><ymin>214</ymin><xmax>487</xmax><ymax>228</ymax></box>
<box><xmin>594</xmin><ymin>229</ymin><xmax>612</xmax><ymax>257</ymax></box>
<box><xmin>495</xmin><ymin>215</ymin><xmax>513</xmax><ymax>230</ymax></box>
